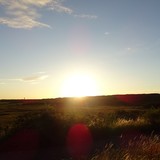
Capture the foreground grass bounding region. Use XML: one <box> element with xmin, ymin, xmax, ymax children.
<box><xmin>91</xmin><ymin>133</ymin><xmax>160</xmax><ymax>160</ymax></box>
<box><xmin>0</xmin><ymin>101</ymin><xmax>160</xmax><ymax>159</ymax></box>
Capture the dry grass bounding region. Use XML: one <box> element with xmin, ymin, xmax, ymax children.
<box><xmin>91</xmin><ymin>133</ymin><xmax>160</xmax><ymax>160</ymax></box>
<box><xmin>114</xmin><ymin>117</ymin><xmax>147</xmax><ymax>127</ymax></box>
<box><xmin>0</xmin><ymin>103</ymin><xmax>160</xmax><ymax>159</ymax></box>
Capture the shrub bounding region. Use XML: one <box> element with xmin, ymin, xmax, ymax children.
<box><xmin>143</xmin><ymin>108</ymin><xmax>160</xmax><ymax>125</ymax></box>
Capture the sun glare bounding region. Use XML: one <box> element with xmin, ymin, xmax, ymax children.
<box><xmin>60</xmin><ymin>73</ymin><xmax>98</xmax><ymax>97</ymax></box>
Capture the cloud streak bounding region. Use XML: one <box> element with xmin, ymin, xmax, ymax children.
<box><xmin>0</xmin><ymin>0</ymin><xmax>97</xmax><ymax>29</ymax></box>
<box><xmin>0</xmin><ymin>0</ymin><xmax>72</xmax><ymax>29</ymax></box>
<box><xmin>0</xmin><ymin>73</ymin><xmax>49</xmax><ymax>83</ymax></box>
<box><xmin>21</xmin><ymin>75</ymin><xmax>49</xmax><ymax>82</ymax></box>
<box><xmin>50</xmin><ymin>1</ymin><xmax>73</xmax><ymax>14</ymax></box>
<box><xmin>104</xmin><ymin>32</ymin><xmax>110</xmax><ymax>35</ymax></box>
<box><xmin>74</xmin><ymin>14</ymin><xmax>98</xmax><ymax>19</ymax></box>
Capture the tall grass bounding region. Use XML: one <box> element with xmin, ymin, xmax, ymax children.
<box><xmin>91</xmin><ymin>133</ymin><xmax>160</xmax><ymax>160</ymax></box>
<box><xmin>0</xmin><ymin>104</ymin><xmax>160</xmax><ymax>159</ymax></box>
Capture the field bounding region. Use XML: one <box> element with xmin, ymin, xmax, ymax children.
<box><xmin>0</xmin><ymin>96</ymin><xmax>160</xmax><ymax>160</ymax></box>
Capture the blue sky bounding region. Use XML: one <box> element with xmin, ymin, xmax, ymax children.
<box><xmin>0</xmin><ymin>0</ymin><xmax>160</xmax><ymax>99</ymax></box>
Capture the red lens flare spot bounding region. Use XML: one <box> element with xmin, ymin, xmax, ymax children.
<box><xmin>116</xmin><ymin>95</ymin><xmax>143</xmax><ymax>105</ymax></box>
<box><xmin>66</xmin><ymin>123</ymin><xmax>93</xmax><ymax>159</ymax></box>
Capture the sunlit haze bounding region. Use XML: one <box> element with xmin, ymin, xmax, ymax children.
<box><xmin>60</xmin><ymin>72</ymin><xmax>99</xmax><ymax>97</ymax></box>
<box><xmin>0</xmin><ymin>0</ymin><xmax>160</xmax><ymax>99</ymax></box>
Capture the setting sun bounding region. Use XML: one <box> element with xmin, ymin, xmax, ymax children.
<box><xmin>60</xmin><ymin>73</ymin><xmax>98</xmax><ymax>97</ymax></box>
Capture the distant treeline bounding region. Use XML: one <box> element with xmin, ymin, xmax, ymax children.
<box><xmin>1</xmin><ymin>94</ymin><xmax>160</xmax><ymax>108</ymax></box>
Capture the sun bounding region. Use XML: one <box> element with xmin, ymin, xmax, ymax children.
<box><xmin>60</xmin><ymin>73</ymin><xmax>98</xmax><ymax>97</ymax></box>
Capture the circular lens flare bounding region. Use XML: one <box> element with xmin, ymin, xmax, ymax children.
<box><xmin>66</xmin><ymin>124</ymin><xmax>93</xmax><ymax>159</ymax></box>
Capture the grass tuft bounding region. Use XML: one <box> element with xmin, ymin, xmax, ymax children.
<box><xmin>91</xmin><ymin>133</ymin><xmax>160</xmax><ymax>160</ymax></box>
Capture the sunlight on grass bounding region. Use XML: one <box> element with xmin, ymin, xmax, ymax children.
<box><xmin>0</xmin><ymin>102</ymin><xmax>160</xmax><ymax>160</ymax></box>
<box><xmin>114</xmin><ymin>117</ymin><xmax>147</xmax><ymax>127</ymax></box>
<box><xmin>91</xmin><ymin>133</ymin><xmax>160</xmax><ymax>160</ymax></box>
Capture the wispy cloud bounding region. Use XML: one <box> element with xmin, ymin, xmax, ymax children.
<box><xmin>104</xmin><ymin>32</ymin><xmax>110</xmax><ymax>35</ymax></box>
<box><xmin>126</xmin><ymin>47</ymin><xmax>132</xmax><ymax>51</ymax></box>
<box><xmin>0</xmin><ymin>0</ymin><xmax>97</xmax><ymax>29</ymax></box>
<box><xmin>21</xmin><ymin>75</ymin><xmax>48</xmax><ymax>82</ymax></box>
<box><xmin>74</xmin><ymin>14</ymin><xmax>97</xmax><ymax>19</ymax></box>
<box><xmin>35</xmin><ymin>71</ymin><xmax>46</xmax><ymax>74</ymax></box>
<box><xmin>0</xmin><ymin>0</ymin><xmax>72</xmax><ymax>29</ymax></box>
<box><xmin>0</xmin><ymin>17</ymin><xmax>50</xmax><ymax>29</ymax></box>
<box><xmin>49</xmin><ymin>1</ymin><xmax>73</xmax><ymax>14</ymax></box>
<box><xmin>0</xmin><ymin>73</ymin><xmax>49</xmax><ymax>83</ymax></box>
<box><xmin>118</xmin><ymin>47</ymin><xmax>134</xmax><ymax>56</ymax></box>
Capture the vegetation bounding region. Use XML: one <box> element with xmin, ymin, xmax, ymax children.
<box><xmin>0</xmin><ymin>96</ymin><xmax>160</xmax><ymax>159</ymax></box>
<box><xmin>92</xmin><ymin>133</ymin><xmax>160</xmax><ymax>160</ymax></box>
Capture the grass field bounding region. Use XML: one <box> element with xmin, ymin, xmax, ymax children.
<box><xmin>0</xmin><ymin>98</ymin><xmax>160</xmax><ymax>160</ymax></box>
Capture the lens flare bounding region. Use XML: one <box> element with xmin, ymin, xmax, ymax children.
<box><xmin>66</xmin><ymin>123</ymin><xmax>93</xmax><ymax>159</ymax></box>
